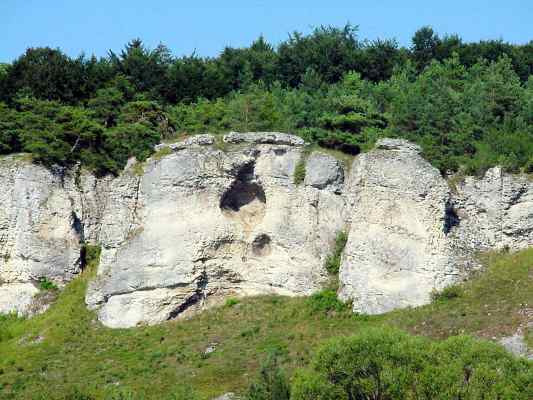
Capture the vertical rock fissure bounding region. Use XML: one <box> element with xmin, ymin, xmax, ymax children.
<box><xmin>128</xmin><ymin>177</ymin><xmax>142</xmax><ymax>234</ymax></box>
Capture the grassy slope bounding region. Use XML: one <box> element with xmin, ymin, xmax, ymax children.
<box><xmin>0</xmin><ymin>249</ymin><xmax>532</xmax><ymax>399</ymax></box>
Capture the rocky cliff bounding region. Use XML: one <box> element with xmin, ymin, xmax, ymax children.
<box><xmin>0</xmin><ymin>133</ymin><xmax>531</xmax><ymax>327</ymax></box>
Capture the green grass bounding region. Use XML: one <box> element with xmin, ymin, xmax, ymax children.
<box><xmin>293</xmin><ymin>158</ymin><xmax>306</xmax><ymax>185</ymax></box>
<box><xmin>324</xmin><ymin>231</ymin><xmax>348</xmax><ymax>275</ymax></box>
<box><xmin>151</xmin><ymin>146</ymin><xmax>173</xmax><ymax>161</ymax></box>
<box><xmin>0</xmin><ymin>249</ymin><xmax>532</xmax><ymax>399</ymax></box>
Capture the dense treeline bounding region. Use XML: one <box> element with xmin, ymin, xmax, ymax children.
<box><xmin>0</xmin><ymin>25</ymin><xmax>532</xmax><ymax>174</ymax></box>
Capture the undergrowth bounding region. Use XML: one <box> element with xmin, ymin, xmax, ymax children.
<box><xmin>324</xmin><ymin>231</ymin><xmax>348</xmax><ymax>275</ymax></box>
<box><xmin>0</xmin><ymin>249</ymin><xmax>531</xmax><ymax>399</ymax></box>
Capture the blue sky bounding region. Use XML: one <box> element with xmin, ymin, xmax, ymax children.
<box><xmin>1</xmin><ymin>0</ymin><xmax>532</xmax><ymax>62</ymax></box>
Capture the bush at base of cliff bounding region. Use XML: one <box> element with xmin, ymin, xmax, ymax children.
<box><xmin>291</xmin><ymin>327</ymin><xmax>533</xmax><ymax>400</ymax></box>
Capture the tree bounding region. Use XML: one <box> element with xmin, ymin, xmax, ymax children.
<box><xmin>2</xmin><ymin>47</ymin><xmax>85</xmax><ymax>103</ymax></box>
<box><xmin>360</xmin><ymin>39</ymin><xmax>404</xmax><ymax>82</ymax></box>
<box><xmin>110</xmin><ymin>39</ymin><xmax>172</xmax><ymax>98</ymax></box>
<box><xmin>164</xmin><ymin>56</ymin><xmax>229</xmax><ymax>103</ymax></box>
<box><xmin>411</xmin><ymin>26</ymin><xmax>441</xmax><ymax>71</ymax></box>
<box><xmin>277</xmin><ymin>24</ymin><xmax>362</xmax><ymax>87</ymax></box>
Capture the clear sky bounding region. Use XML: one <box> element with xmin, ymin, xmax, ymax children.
<box><xmin>1</xmin><ymin>0</ymin><xmax>532</xmax><ymax>62</ymax></box>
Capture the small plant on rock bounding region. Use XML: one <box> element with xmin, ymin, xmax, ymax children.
<box><xmin>325</xmin><ymin>231</ymin><xmax>348</xmax><ymax>275</ymax></box>
<box><xmin>225</xmin><ymin>298</ymin><xmax>240</xmax><ymax>307</ymax></box>
<box><xmin>38</xmin><ymin>277</ymin><xmax>58</xmax><ymax>291</ymax></box>
<box><xmin>293</xmin><ymin>159</ymin><xmax>306</xmax><ymax>185</ymax></box>
<box><xmin>431</xmin><ymin>285</ymin><xmax>463</xmax><ymax>302</ymax></box>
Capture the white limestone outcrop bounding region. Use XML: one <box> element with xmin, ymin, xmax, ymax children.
<box><xmin>0</xmin><ymin>134</ymin><xmax>531</xmax><ymax>326</ymax></box>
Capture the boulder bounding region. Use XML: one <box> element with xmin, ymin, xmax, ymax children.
<box><xmin>223</xmin><ymin>132</ymin><xmax>305</xmax><ymax>146</ymax></box>
<box><xmin>304</xmin><ymin>152</ymin><xmax>344</xmax><ymax>193</ymax></box>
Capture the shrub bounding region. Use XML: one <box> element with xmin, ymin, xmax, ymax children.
<box><xmin>431</xmin><ymin>285</ymin><xmax>463</xmax><ymax>302</ymax></box>
<box><xmin>81</xmin><ymin>244</ymin><xmax>101</xmax><ymax>271</ymax></box>
<box><xmin>290</xmin><ymin>327</ymin><xmax>533</xmax><ymax>400</ymax></box>
<box><xmin>37</xmin><ymin>277</ymin><xmax>58</xmax><ymax>291</ymax></box>
<box><xmin>324</xmin><ymin>231</ymin><xmax>348</xmax><ymax>275</ymax></box>
<box><xmin>293</xmin><ymin>158</ymin><xmax>306</xmax><ymax>185</ymax></box>
<box><xmin>245</xmin><ymin>354</ymin><xmax>290</xmax><ymax>400</ymax></box>
<box><xmin>307</xmin><ymin>289</ymin><xmax>347</xmax><ymax>314</ymax></box>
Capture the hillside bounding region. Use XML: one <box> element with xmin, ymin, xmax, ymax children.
<box><xmin>1</xmin><ymin>22</ymin><xmax>532</xmax><ymax>400</ymax></box>
<box><xmin>0</xmin><ymin>249</ymin><xmax>532</xmax><ymax>399</ymax></box>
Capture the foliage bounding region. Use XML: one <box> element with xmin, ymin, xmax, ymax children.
<box><xmin>81</xmin><ymin>244</ymin><xmax>101</xmax><ymax>271</ymax></box>
<box><xmin>291</xmin><ymin>327</ymin><xmax>533</xmax><ymax>399</ymax></box>
<box><xmin>306</xmin><ymin>289</ymin><xmax>348</xmax><ymax>314</ymax></box>
<box><xmin>225</xmin><ymin>298</ymin><xmax>240</xmax><ymax>308</ymax></box>
<box><xmin>324</xmin><ymin>231</ymin><xmax>348</xmax><ymax>275</ymax></box>
<box><xmin>293</xmin><ymin>158</ymin><xmax>306</xmax><ymax>185</ymax></box>
<box><xmin>37</xmin><ymin>277</ymin><xmax>58</xmax><ymax>291</ymax></box>
<box><xmin>0</xmin><ymin>27</ymin><xmax>532</xmax><ymax>175</ymax></box>
<box><xmin>431</xmin><ymin>285</ymin><xmax>463</xmax><ymax>302</ymax></box>
<box><xmin>245</xmin><ymin>354</ymin><xmax>290</xmax><ymax>400</ymax></box>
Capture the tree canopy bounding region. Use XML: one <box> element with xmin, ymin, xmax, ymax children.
<box><xmin>0</xmin><ymin>25</ymin><xmax>532</xmax><ymax>175</ymax></box>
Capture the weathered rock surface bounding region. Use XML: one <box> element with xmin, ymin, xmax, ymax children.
<box><xmin>0</xmin><ymin>283</ymin><xmax>39</xmax><ymax>315</ymax></box>
<box><xmin>304</xmin><ymin>152</ymin><xmax>344</xmax><ymax>193</ymax></box>
<box><xmin>0</xmin><ymin>156</ymin><xmax>111</xmax><ymax>315</ymax></box>
<box><xmin>338</xmin><ymin>139</ymin><xmax>462</xmax><ymax>314</ymax></box>
<box><xmin>0</xmin><ymin>158</ymin><xmax>82</xmax><ymax>286</ymax></box>
<box><xmin>223</xmin><ymin>131</ymin><xmax>305</xmax><ymax>146</ymax></box>
<box><xmin>452</xmin><ymin>167</ymin><xmax>533</xmax><ymax>251</ymax></box>
<box><xmin>0</xmin><ymin>133</ymin><xmax>531</xmax><ymax>325</ymax></box>
<box><xmin>499</xmin><ymin>331</ymin><xmax>533</xmax><ymax>360</ymax></box>
<box><xmin>86</xmin><ymin>134</ymin><xmax>345</xmax><ymax>327</ymax></box>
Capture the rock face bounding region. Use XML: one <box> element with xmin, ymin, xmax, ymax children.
<box><xmin>499</xmin><ymin>331</ymin><xmax>533</xmax><ymax>360</ymax></box>
<box><xmin>338</xmin><ymin>139</ymin><xmax>461</xmax><ymax>314</ymax></box>
<box><xmin>0</xmin><ymin>134</ymin><xmax>531</xmax><ymax>326</ymax></box>
<box><xmin>85</xmin><ymin>135</ymin><xmax>346</xmax><ymax>327</ymax></box>
<box><xmin>0</xmin><ymin>158</ymin><xmax>80</xmax><ymax>315</ymax></box>
<box><xmin>0</xmin><ymin>156</ymin><xmax>111</xmax><ymax>315</ymax></box>
<box><xmin>304</xmin><ymin>152</ymin><xmax>344</xmax><ymax>193</ymax></box>
<box><xmin>452</xmin><ymin>167</ymin><xmax>533</xmax><ymax>251</ymax></box>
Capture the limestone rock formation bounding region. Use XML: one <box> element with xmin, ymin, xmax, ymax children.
<box><xmin>0</xmin><ymin>133</ymin><xmax>531</xmax><ymax>326</ymax></box>
<box><xmin>0</xmin><ymin>158</ymin><xmax>81</xmax><ymax>314</ymax></box>
<box><xmin>304</xmin><ymin>152</ymin><xmax>344</xmax><ymax>193</ymax></box>
<box><xmin>499</xmin><ymin>331</ymin><xmax>533</xmax><ymax>360</ymax></box>
<box><xmin>85</xmin><ymin>134</ymin><xmax>346</xmax><ymax>327</ymax></box>
<box><xmin>338</xmin><ymin>139</ymin><xmax>462</xmax><ymax>314</ymax></box>
<box><xmin>452</xmin><ymin>167</ymin><xmax>533</xmax><ymax>251</ymax></box>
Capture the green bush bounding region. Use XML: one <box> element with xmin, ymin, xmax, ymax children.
<box><xmin>245</xmin><ymin>354</ymin><xmax>290</xmax><ymax>400</ymax></box>
<box><xmin>293</xmin><ymin>158</ymin><xmax>306</xmax><ymax>185</ymax></box>
<box><xmin>290</xmin><ymin>327</ymin><xmax>533</xmax><ymax>400</ymax></box>
<box><xmin>306</xmin><ymin>289</ymin><xmax>348</xmax><ymax>314</ymax></box>
<box><xmin>324</xmin><ymin>231</ymin><xmax>348</xmax><ymax>275</ymax></box>
<box><xmin>431</xmin><ymin>285</ymin><xmax>463</xmax><ymax>302</ymax></box>
<box><xmin>37</xmin><ymin>277</ymin><xmax>58</xmax><ymax>291</ymax></box>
